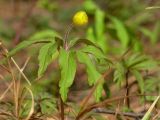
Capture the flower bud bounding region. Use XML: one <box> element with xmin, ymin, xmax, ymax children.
<box><xmin>73</xmin><ymin>11</ymin><xmax>88</xmax><ymax>26</ymax></box>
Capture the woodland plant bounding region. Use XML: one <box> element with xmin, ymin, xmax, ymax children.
<box><xmin>1</xmin><ymin>10</ymin><xmax>109</xmax><ymax>109</ymax></box>
<box><xmin>0</xmin><ymin>9</ymin><xmax>159</xmax><ymax>120</ymax></box>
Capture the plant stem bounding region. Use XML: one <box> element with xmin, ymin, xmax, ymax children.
<box><xmin>64</xmin><ymin>23</ymin><xmax>74</xmax><ymax>50</ymax></box>
<box><xmin>125</xmin><ymin>70</ymin><xmax>130</xmax><ymax>108</ymax></box>
<box><xmin>60</xmin><ymin>97</ymin><xmax>64</xmax><ymax>120</ymax></box>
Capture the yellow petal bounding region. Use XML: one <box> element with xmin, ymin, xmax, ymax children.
<box><xmin>73</xmin><ymin>11</ymin><xmax>88</xmax><ymax>26</ymax></box>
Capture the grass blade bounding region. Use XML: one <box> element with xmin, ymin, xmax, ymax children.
<box><xmin>142</xmin><ymin>95</ymin><xmax>160</xmax><ymax>120</ymax></box>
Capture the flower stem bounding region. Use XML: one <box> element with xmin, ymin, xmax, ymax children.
<box><xmin>64</xmin><ymin>23</ymin><xmax>74</xmax><ymax>50</ymax></box>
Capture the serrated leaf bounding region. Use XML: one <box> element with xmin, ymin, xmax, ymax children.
<box><xmin>131</xmin><ymin>70</ymin><xmax>144</xmax><ymax>94</ymax></box>
<box><xmin>94</xmin><ymin>83</ymin><xmax>103</xmax><ymax>102</ymax></box>
<box><xmin>77</xmin><ymin>51</ymin><xmax>103</xmax><ymax>101</ymax></box>
<box><xmin>80</xmin><ymin>45</ymin><xmax>106</xmax><ymax>59</ymax></box>
<box><xmin>126</xmin><ymin>53</ymin><xmax>144</xmax><ymax>67</ymax></box>
<box><xmin>144</xmin><ymin>77</ymin><xmax>158</xmax><ymax>101</ymax></box>
<box><xmin>110</xmin><ymin>16</ymin><xmax>129</xmax><ymax>48</ymax></box>
<box><xmin>113</xmin><ymin>62</ymin><xmax>126</xmax><ymax>87</ymax></box>
<box><xmin>38</xmin><ymin>42</ymin><xmax>58</xmax><ymax>77</ymax></box>
<box><xmin>59</xmin><ymin>48</ymin><xmax>77</xmax><ymax>102</ymax></box>
<box><xmin>131</xmin><ymin>57</ymin><xmax>157</xmax><ymax>70</ymax></box>
<box><xmin>132</xmin><ymin>38</ymin><xmax>143</xmax><ymax>52</ymax></box>
<box><xmin>38</xmin><ymin>93</ymin><xmax>57</xmax><ymax>115</ymax></box>
<box><xmin>40</xmin><ymin>99</ymin><xmax>56</xmax><ymax>115</ymax></box>
<box><xmin>8</xmin><ymin>29</ymin><xmax>59</xmax><ymax>57</ymax></box>
<box><xmin>126</xmin><ymin>54</ymin><xmax>157</xmax><ymax>70</ymax></box>
<box><xmin>69</xmin><ymin>38</ymin><xmax>99</xmax><ymax>49</ymax></box>
<box><xmin>77</xmin><ymin>51</ymin><xmax>100</xmax><ymax>85</ymax></box>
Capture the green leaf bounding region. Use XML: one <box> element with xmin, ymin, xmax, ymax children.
<box><xmin>38</xmin><ymin>42</ymin><xmax>58</xmax><ymax>77</ymax></box>
<box><xmin>126</xmin><ymin>53</ymin><xmax>144</xmax><ymax>67</ymax></box>
<box><xmin>95</xmin><ymin>9</ymin><xmax>107</xmax><ymax>52</ymax></box>
<box><xmin>69</xmin><ymin>38</ymin><xmax>99</xmax><ymax>49</ymax></box>
<box><xmin>95</xmin><ymin>9</ymin><xmax>105</xmax><ymax>40</ymax></box>
<box><xmin>131</xmin><ymin>57</ymin><xmax>157</xmax><ymax>70</ymax></box>
<box><xmin>83</xmin><ymin>0</ymin><xmax>97</xmax><ymax>14</ymax></box>
<box><xmin>113</xmin><ymin>61</ymin><xmax>126</xmax><ymax>87</ymax></box>
<box><xmin>144</xmin><ymin>77</ymin><xmax>158</xmax><ymax>101</ymax></box>
<box><xmin>29</xmin><ymin>29</ymin><xmax>60</xmax><ymax>41</ymax></box>
<box><xmin>151</xmin><ymin>22</ymin><xmax>160</xmax><ymax>44</ymax></box>
<box><xmin>126</xmin><ymin>54</ymin><xmax>157</xmax><ymax>70</ymax></box>
<box><xmin>132</xmin><ymin>38</ymin><xmax>143</xmax><ymax>52</ymax></box>
<box><xmin>140</xmin><ymin>22</ymin><xmax>160</xmax><ymax>44</ymax></box>
<box><xmin>86</xmin><ymin>27</ymin><xmax>96</xmax><ymax>42</ymax></box>
<box><xmin>8</xmin><ymin>29</ymin><xmax>59</xmax><ymax>57</ymax></box>
<box><xmin>38</xmin><ymin>93</ymin><xmax>57</xmax><ymax>115</ymax></box>
<box><xmin>55</xmin><ymin>37</ymin><xmax>64</xmax><ymax>49</ymax></box>
<box><xmin>77</xmin><ymin>51</ymin><xmax>103</xmax><ymax>101</ymax></box>
<box><xmin>131</xmin><ymin>70</ymin><xmax>144</xmax><ymax>94</ymax></box>
<box><xmin>59</xmin><ymin>48</ymin><xmax>77</xmax><ymax>102</ymax></box>
<box><xmin>140</xmin><ymin>27</ymin><xmax>152</xmax><ymax>39</ymax></box>
<box><xmin>94</xmin><ymin>83</ymin><xmax>103</xmax><ymax>102</ymax></box>
<box><xmin>110</xmin><ymin>16</ymin><xmax>129</xmax><ymax>48</ymax></box>
<box><xmin>80</xmin><ymin>45</ymin><xmax>106</xmax><ymax>60</ymax></box>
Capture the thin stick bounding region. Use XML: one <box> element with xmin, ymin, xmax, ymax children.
<box><xmin>0</xmin><ymin>82</ymin><xmax>13</xmax><ymax>101</ymax></box>
<box><xmin>93</xmin><ymin>108</ymin><xmax>144</xmax><ymax>118</ymax></box>
<box><xmin>76</xmin><ymin>94</ymin><xmax>158</xmax><ymax>120</ymax></box>
<box><xmin>0</xmin><ymin>110</ymin><xmax>16</xmax><ymax>119</ymax></box>
<box><xmin>0</xmin><ymin>64</ymin><xmax>11</xmax><ymax>73</ymax></box>
<box><xmin>145</xmin><ymin>6</ymin><xmax>160</xmax><ymax>9</ymax></box>
<box><xmin>11</xmin><ymin>57</ymin><xmax>31</xmax><ymax>86</ymax></box>
<box><xmin>0</xmin><ymin>43</ymin><xmax>31</xmax><ymax>86</ymax></box>
<box><xmin>16</xmin><ymin>57</ymin><xmax>30</xmax><ymax>118</ymax></box>
<box><xmin>124</xmin><ymin>70</ymin><xmax>130</xmax><ymax>108</ymax></box>
<box><xmin>6</xmin><ymin>57</ymin><xmax>18</xmax><ymax>117</ymax></box>
<box><xmin>24</xmin><ymin>87</ymin><xmax>34</xmax><ymax>120</ymax></box>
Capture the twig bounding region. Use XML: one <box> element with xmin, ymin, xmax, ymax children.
<box><xmin>0</xmin><ymin>43</ymin><xmax>31</xmax><ymax>86</ymax></box>
<box><xmin>11</xmin><ymin>57</ymin><xmax>31</xmax><ymax>86</ymax></box>
<box><xmin>0</xmin><ymin>110</ymin><xmax>16</xmax><ymax>119</ymax></box>
<box><xmin>76</xmin><ymin>94</ymin><xmax>158</xmax><ymax>120</ymax></box>
<box><xmin>124</xmin><ymin>70</ymin><xmax>130</xmax><ymax>108</ymax></box>
<box><xmin>0</xmin><ymin>64</ymin><xmax>11</xmax><ymax>73</ymax></box>
<box><xmin>16</xmin><ymin>57</ymin><xmax>30</xmax><ymax>119</ymax></box>
<box><xmin>6</xmin><ymin>56</ymin><xmax>18</xmax><ymax>117</ymax></box>
<box><xmin>0</xmin><ymin>82</ymin><xmax>13</xmax><ymax>101</ymax></box>
<box><xmin>93</xmin><ymin>108</ymin><xmax>144</xmax><ymax>119</ymax></box>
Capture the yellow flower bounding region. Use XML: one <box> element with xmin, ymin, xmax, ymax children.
<box><xmin>73</xmin><ymin>11</ymin><xmax>88</xmax><ymax>26</ymax></box>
